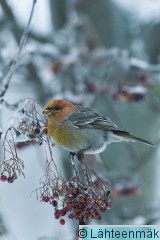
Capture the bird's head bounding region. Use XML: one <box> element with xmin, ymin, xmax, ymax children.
<box><xmin>43</xmin><ymin>99</ymin><xmax>76</xmax><ymax>121</ymax></box>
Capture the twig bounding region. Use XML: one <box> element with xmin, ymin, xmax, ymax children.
<box><xmin>130</xmin><ymin>57</ymin><xmax>160</xmax><ymax>72</ymax></box>
<box><xmin>0</xmin><ymin>0</ymin><xmax>37</xmax><ymax>98</ymax></box>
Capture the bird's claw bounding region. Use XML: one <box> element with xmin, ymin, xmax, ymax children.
<box><xmin>76</xmin><ymin>152</ymin><xmax>84</xmax><ymax>162</ymax></box>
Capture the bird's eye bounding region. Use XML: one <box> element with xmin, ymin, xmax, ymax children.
<box><xmin>54</xmin><ymin>106</ymin><xmax>62</xmax><ymax>111</ymax></box>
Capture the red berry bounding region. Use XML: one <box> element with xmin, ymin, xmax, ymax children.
<box><xmin>95</xmin><ymin>212</ymin><xmax>101</xmax><ymax>219</ymax></box>
<box><xmin>43</xmin><ymin>128</ymin><xmax>48</xmax><ymax>134</ymax></box>
<box><xmin>86</xmin><ymin>197</ymin><xmax>92</xmax><ymax>204</ymax></box>
<box><xmin>66</xmin><ymin>197</ymin><xmax>73</xmax><ymax>203</ymax></box>
<box><xmin>66</xmin><ymin>204</ymin><xmax>73</xmax><ymax>210</ymax></box>
<box><xmin>42</xmin><ymin>196</ymin><xmax>49</xmax><ymax>202</ymax></box>
<box><xmin>54</xmin><ymin>211</ymin><xmax>60</xmax><ymax>219</ymax></box>
<box><xmin>51</xmin><ymin>61</ymin><xmax>62</xmax><ymax>74</ymax></box>
<box><xmin>59</xmin><ymin>209</ymin><xmax>66</xmax><ymax>216</ymax></box>
<box><xmin>74</xmin><ymin>212</ymin><xmax>80</xmax><ymax>220</ymax></box>
<box><xmin>59</xmin><ymin>219</ymin><xmax>65</xmax><ymax>225</ymax></box>
<box><xmin>139</xmin><ymin>74</ymin><xmax>148</xmax><ymax>84</ymax></box>
<box><xmin>71</xmin><ymin>176</ymin><xmax>78</xmax><ymax>182</ymax></box>
<box><xmin>7</xmin><ymin>177</ymin><xmax>14</xmax><ymax>183</ymax></box>
<box><xmin>68</xmin><ymin>213</ymin><xmax>74</xmax><ymax>219</ymax></box>
<box><xmin>55</xmin><ymin>215</ymin><xmax>60</xmax><ymax>219</ymax></box>
<box><xmin>0</xmin><ymin>175</ymin><xmax>7</xmax><ymax>182</ymax></box>
<box><xmin>78</xmin><ymin>196</ymin><xmax>84</xmax><ymax>203</ymax></box>
<box><xmin>35</xmin><ymin>128</ymin><xmax>40</xmax><ymax>134</ymax></box>
<box><xmin>90</xmin><ymin>213</ymin><xmax>95</xmax><ymax>219</ymax></box>
<box><xmin>100</xmin><ymin>207</ymin><xmax>106</xmax><ymax>212</ymax></box>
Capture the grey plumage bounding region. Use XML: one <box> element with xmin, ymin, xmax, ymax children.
<box><xmin>66</xmin><ymin>105</ymin><xmax>155</xmax><ymax>151</ymax></box>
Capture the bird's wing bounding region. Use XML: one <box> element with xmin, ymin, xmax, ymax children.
<box><xmin>68</xmin><ymin>106</ymin><xmax>118</xmax><ymax>130</ymax></box>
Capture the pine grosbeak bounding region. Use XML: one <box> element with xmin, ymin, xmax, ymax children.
<box><xmin>43</xmin><ymin>99</ymin><xmax>155</xmax><ymax>154</ymax></box>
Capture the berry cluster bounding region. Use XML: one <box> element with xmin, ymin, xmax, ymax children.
<box><xmin>41</xmin><ymin>176</ymin><xmax>111</xmax><ymax>225</ymax></box>
<box><xmin>0</xmin><ymin>174</ymin><xmax>17</xmax><ymax>183</ymax></box>
<box><xmin>112</xmin><ymin>180</ymin><xmax>139</xmax><ymax>196</ymax></box>
<box><xmin>10</xmin><ymin>99</ymin><xmax>46</xmax><ymax>146</ymax></box>
<box><xmin>0</xmin><ymin>155</ymin><xmax>24</xmax><ymax>184</ymax></box>
<box><xmin>0</xmin><ymin>127</ymin><xmax>25</xmax><ymax>184</ymax></box>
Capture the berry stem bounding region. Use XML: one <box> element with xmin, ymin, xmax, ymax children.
<box><xmin>79</xmin><ymin>217</ymin><xmax>86</xmax><ymax>225</ymax></box>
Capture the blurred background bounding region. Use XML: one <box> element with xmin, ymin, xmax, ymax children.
<box><xmin>0</xmin><ymin>0</ymin><xmax>160</xmax><ymax>239</ymax></box>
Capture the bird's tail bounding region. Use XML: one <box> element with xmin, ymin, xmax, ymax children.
<box><xmin>110</xmin><ymin>130</ymin><xmax>155</xmax><ymax>147</ymax></box>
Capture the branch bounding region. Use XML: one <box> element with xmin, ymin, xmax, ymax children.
<box><xmin>0</xmin><ymin>0</ymin><xmax>37</xmax><ymax>98</ymax></box>
<box><xmin>130</xmin><ymin>57</ymin><xmax>160</xmax><ymax>72</ymax></box>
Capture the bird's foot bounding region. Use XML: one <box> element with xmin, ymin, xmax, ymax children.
<box><xmin>76</xmin><ymin>151</ymin><xmax>84</xmax><ymax>163</ymax></box>
<box><xmin>69</xmin><ymin>152</ymin><xmax>78</xmax><ymax>176</ymax></box>
<box><xmin>69</xmin><ymin>152</ymin><xmax>76</xmax><ymax>158</ymax></box>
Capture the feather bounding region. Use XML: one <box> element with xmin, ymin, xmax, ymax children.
<box><xmin>111</xmin><ymin>130</ymin><xmax>155</xmax><ymax>147</ymax></box>
<box><xmin>68</xmin><ymin>106</ymin><xmax>117</xmax><ymax>129</ymax></box>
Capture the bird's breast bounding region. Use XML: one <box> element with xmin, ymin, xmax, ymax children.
<box><xmin>47</xmin><ymin>120</ymin><xmax>108</xmax><ymax>153</ymax></box>
<box><xmin>47</xmin><ymin>120</ymin><xmax>85</xmax><ymax>150</ymax></box>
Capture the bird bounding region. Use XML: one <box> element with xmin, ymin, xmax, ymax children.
<box><xmin>43</xmin><ymin>99</ymin><xmax>155</xmax><ymax>155</ymax></box>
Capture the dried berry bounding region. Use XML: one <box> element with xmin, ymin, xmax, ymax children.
<box><xmin>7</xmin><ymin>177</ymin><xmax>14</xmax><ymax>183</ymax></box>
<box><xmin>59</xmin><ymin>219</ymin><xmax>65</xmax><ymax>225</ymax></box>
<box><xmin>52</xmin><ymin>200</ymin><xmax>58</xmax><ymax>207</ymax></box>
<box><xmin>59</xmin><ymin>209</ymin><xmax>66</xmax><ymax>217</ymax></box>
<box><xmin>35</xmin><ymin>128</ymin><xmax>40</xmax><ymax>134</ymax></box>
<box><xmin>54</xmin><ymin>210</ymin><xmax>60</xmax><ymax>219</ymax></box>
<box><xmin>52</xmin><ymin>192</ymin><xmax>59</xmax><ymax>199</ymax></box>
<box><xmin>100</xmin><ymin>207</ymin><xmax>106</xmax><ymax>212</ymax></box>
<box><xmin>86</xmin><ymin>197</ymin><xmax>92</xmax><ymax>204</ymax></box>
<box><xmin>95</xmin><ymin>212</ymin><xmax>101</xmax><ymax>219</ymax></box>
<box><xmin>42</xmin><ymin>196</ymin><xmax>50</xmax><ymax>202</ymax></box>
<box><xmin>68</xmin><ymin>213</ymin><xmax>74</xmax><ymax>219</ymax></box>
<box><xmin>71</xmin><ymin>176</ymin><xmax>78</xmax><ymax>182</ymax></box>
<box><xmin>66</xmin><ymin>204</ymin><xmax>73</xmax><ymax>210</ymax></box>
<box><xmin>0</xmin><ymin>175</ymin><xmax>7</xmax><ymax>182</ymax></box>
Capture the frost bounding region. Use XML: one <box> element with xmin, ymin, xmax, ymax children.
<box><xmin>14</xmin><ymin>133</ymin><xmax>31</xmax><ymax>143</ymax></box>
<box><xmin>10</xmin><ymin>98</ymin><xmax>46</xmax><ymax>143</ymax></box>
<box><xmin>122</xmin><ymin>85</ymin><xmax>148</xmax><ymax>94</ymax></box>
<box><xmin>130</xmin><ymin>58</ymin><xmax>150</xmax><ymax>70</ymax></box>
